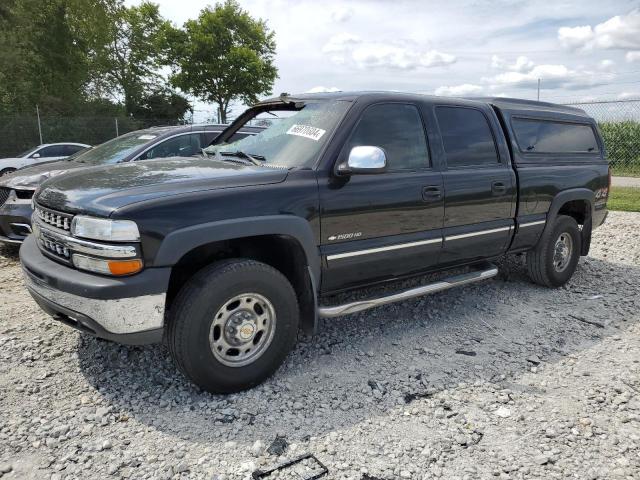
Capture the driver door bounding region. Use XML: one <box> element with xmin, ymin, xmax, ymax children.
<box><xmin>319</xmin><ymin>102</ymin><xmax>444</xmax><ymax>293</ymax></box>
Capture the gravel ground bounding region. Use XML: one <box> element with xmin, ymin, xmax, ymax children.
<box><xmin>1</xmin><ymin>211</ymin><xmax>639</xmax><ymax>480</ymax></box>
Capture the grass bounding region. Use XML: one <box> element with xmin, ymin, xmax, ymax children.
<box><xmin>608</xmin><ymin>187</ymin><xmax>640</xmax><ymax>212</ymax></box>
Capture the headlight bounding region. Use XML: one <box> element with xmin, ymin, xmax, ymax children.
<box><xmin>71</xmin><ymin>216</ymin><xmax>140</xmax><ymax>242</ymax></box>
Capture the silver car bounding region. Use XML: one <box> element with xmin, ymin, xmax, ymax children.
<box><xmin>0</xmin><ymin>143</ymin><xmax>91</xmax><ymax>176</ymax></box>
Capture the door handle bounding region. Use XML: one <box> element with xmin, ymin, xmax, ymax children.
<box><xmin>422</xmin><ymin>185</ymin><xmax>442</xmax><ymax>202</ymax></box>
<box><xmin>491</xmin><ymin>181</ymin><xmax>507</xmax><ymax>194</ymax></box>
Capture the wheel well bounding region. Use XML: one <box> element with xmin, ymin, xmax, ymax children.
<box><xmin>556</xmin><ymin>199</ymin><xmax>592</xmax><ymax>255</ymax></box>
<box><xmin>557</xmin><ymin>199</ymin><xmax>589</xmax><ymax>225</ymax></box>
<box><xmin>166</xmin><ymin>235</ymin><xmax>316</xmax><ymax>334</ymax></box>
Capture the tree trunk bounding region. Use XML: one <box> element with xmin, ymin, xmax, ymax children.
<box><xmin>217</xmin><ymin>101</ymin><xmax>227</xmax><ymax>124</ymax></box>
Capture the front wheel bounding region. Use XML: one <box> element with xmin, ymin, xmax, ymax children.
<box><xmin>0</xmin><ymin>168</ymin><xmax>16</xmax><ymax>177</ymax></box>
<box><xmin>167</xmin><ymin>259</ymin><xmax>299</xmax><ymax>393</ymax></box>
<box><xmin>526</xmin><ymin>215</ymin><xmax>582</xmax><ymax>288</ymax></box>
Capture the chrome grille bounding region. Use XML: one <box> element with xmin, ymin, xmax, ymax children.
<box><xmin>0</xmin><ymin>188</ymin><xmax>9</xmax><ymax>207</ymax></box>
<box><xmin>35</xmin><ymin>206</ymin><xmax>73</xmax><ymax>231</ymax></box>
<box><xmin>40</xmin><ymin>236</ymin><xmax>71</xmax><ymax>259</ymax></box>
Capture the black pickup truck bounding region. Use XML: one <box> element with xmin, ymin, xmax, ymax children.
<box><xmin>20</xmin><ymin>92</ymin><xmax>609</xmax><ymax>393</ymax></box>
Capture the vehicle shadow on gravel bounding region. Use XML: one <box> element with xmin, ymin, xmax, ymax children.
<box><xmin>0</xmin><ymin>243</ymin><xmax>19</xmax><ymax>260</ymax></box>
<box><xmin>76</xmin><ymin>255</ymin><xmax>640</xmax><ymax>445</ymax></box>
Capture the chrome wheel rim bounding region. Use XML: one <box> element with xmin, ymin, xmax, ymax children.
<box><xmin>553</xmin><ymin>233</ymin><xmax>573</xmax><ymax>272</ymax></box>
<box><xmin>209</xmin><ymin>293</ymin><xmax>276</xmax><ymax>367</ymax></box>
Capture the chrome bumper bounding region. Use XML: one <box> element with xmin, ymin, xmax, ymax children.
<box><xmin>22</xmin><ymin>266</ymin><xmax>166</xmax><ymax>335</ymax></box>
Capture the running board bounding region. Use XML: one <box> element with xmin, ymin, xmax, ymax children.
<box><xmin>317</xmin><ymin>264</ymin><xmax>499</xmax><ymax>318</ymax></box>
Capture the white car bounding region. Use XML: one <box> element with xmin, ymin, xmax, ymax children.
<box><xmin>0</xmin><ymin>142</ymin><xmax>91</xmax><ymax>176</ymax></box>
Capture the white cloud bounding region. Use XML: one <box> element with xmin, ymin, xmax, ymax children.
<box><xmin>558</xmin><ymin>10</ymin><xmax>640</xmax><ymax>51</ymax></box>
<box><xmin>322</xmin><ymin>34</ymin><xmax>456</xmax><ymax>71</ymax></box>
<box><xmin>617</xmin><ymin>91</ymin><xmax>640</xmax><ymax>99</ymax></box>
<box><xmin>491</xmin><ymin>55</ymin><xmax>534</xmax><ymax>73</ymax></box>
<box><xmin>306</xmin><ymin>86</ymin><xmax>341</xmax><ymax>93</ymax></box>
<box><xmin>558</xmin><ymin>25</ymin><xmax>594</xmax><ymax>50</ymax></box>
<box><xmin>434</xmin><ymin>84</ymin><xmax>484</xmax><ymax>96</ymax></box>
<box><xmin>599</xmin><ymin>59</ymin><xmax>615</xmax><ymax>70</ymax></box>
<box><xmin>330</xmin><ymin>6</ymin><xmax>352</xmax><ymax>23</ymax></box>
<box><xmin>484</xmin><ymin>63</ymin><xmax>609</xmax><ymax>90</ymax></box>
<box><xmin>322</xmin><ymin>33</ymin><xmax>361</xmax><ymax>53</ymax></box>
<box><xmin>626</xmin><ymin>51</ymin><xmax>640</xmax><ymax>62</ymax></box>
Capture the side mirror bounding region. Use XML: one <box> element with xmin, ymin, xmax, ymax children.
<box><xmin>338</xmin><ymin>146</ymin><xmax>387</xmax><ymax>175</ymax></box>
<box><xmin>32</xmin><ymin>153</ymin><xmax>40</xmax><ymax>159</ymax></box>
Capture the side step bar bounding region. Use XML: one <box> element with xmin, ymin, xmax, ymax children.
<box><xmin>317</xmin><ymin>264</ymin><xmax>499</xmax><ymax>318</ymax></box>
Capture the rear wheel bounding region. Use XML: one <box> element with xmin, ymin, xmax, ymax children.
<box><xmin>526</xmin><ymin>215</ymin><xmax>581</xmax><ymax>288</ymax></box>
<box><xmin>0</xmin><ymin>168</ymin><xmax>16</xmax><ymax>177</ymax></box>
<box><xmin>167</xmin><ymin>259</ymin><xmax>299</xmax><ymax>393</ymax></box>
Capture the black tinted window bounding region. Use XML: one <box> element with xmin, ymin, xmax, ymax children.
<box><xmin>140</xmin><ymin>134</ymin><xmax>201</xmax><ymax>160</ymax></box>
<box><xmin>37</xmin><ymin>145</ymin><xmax>67</xmax><ymax>157</ymax></box>
<box><xmin>229</xmin><ymin>132</ymin><xmax>252</xmax><ymax>142</ymax></box>
<box><xmin>347</xmin><ymin>103</ymin><xmax>429</xmax><ymax>171</ymax></box>
<box><xmin>64</xmin><ymin>145</ymin><xmax>86</xmax><ymax>155</ymax></box>
<box><xmin>436</xmin><ymin>107</ymin><xmax>499</xmax><ymax>167</ymax></box>
<box><xmin>512</xmin><ymin>118</ymin><xmax>599</xmax><ymax>153</ymax></box>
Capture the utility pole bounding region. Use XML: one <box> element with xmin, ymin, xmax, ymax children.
<box><xmin>36</xmin><ymin>105</ymin><xmax>43</xmax><ymax>144</ymax></box>
<box><xmin>115</xmin><ymin>118</ymin><xmax>119</xmax><ymax>137</ymax></box>
<box><xmin>537</xmin><ymin>78</ymin><xmax>541</xmax><ymax>101</ymax></box>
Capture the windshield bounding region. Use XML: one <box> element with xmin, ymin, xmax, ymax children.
<box><xmin>72</xmin><ymin>131</ymin><xmax>160</xmax><ymax>166</ymax></box>
<box><xmin>205</xmin><ymin>100</ymin><xmax>351</xmax><ymax>168</ymax></box>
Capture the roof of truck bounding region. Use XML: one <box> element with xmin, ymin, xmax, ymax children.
<box><xmin>259</xmin><ymin>91</ymin><xmax>589</xmax><ymax>117</ymax></box>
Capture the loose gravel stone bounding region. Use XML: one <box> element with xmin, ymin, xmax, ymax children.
<box><xmin>0</xmin><ymin>212</ymin><xmax>639</xmax><ymax>479</ymax></box>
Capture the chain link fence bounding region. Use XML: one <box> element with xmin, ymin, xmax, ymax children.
<box><xmin>0</xmin><ymin>114</ymin><xmax>193</xmax><ymax>159</ymax></box>
<box><xmin>563</xmin><ymin>99</ymin><xmax>640</xmax><ymax>177</ymax></box>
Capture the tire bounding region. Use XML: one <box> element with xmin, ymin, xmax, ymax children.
<box><xmin>167</xmin><ymin>259</ymin><xmax>299</xmax><ymax>393</ymax></box>
<box><xmin>0</xmin><ymin>168</ymin><xmax>16</xmax><ymax>177</ymax></box>
<box><xmin>526</xmin><ymin>215</ymin><xmax>582</xmax><ymax>288</ymax></box>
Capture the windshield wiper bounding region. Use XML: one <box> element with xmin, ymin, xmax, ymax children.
<box><xmin>220</xmin><ymin>150</ymin><xmax>266</xmax><ymax>166</ymax></box>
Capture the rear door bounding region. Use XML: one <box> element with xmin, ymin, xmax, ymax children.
<box><xmin>435</xmin><ymin>105</ymin><xmax>516</xmax><ymax>265</ymax></box>
<box><xmin>319</xmin><ymin>102</ymin><xmax>444</xmax><ymax>292</ymax></box>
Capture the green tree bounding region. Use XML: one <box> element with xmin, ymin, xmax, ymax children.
<box><xmin>95</xmin><ymin>1</ymin><xmax>176</xmax><ymax>115</ymax></box>
<box><xmin>167</xmin><ymin>0</ymin><xmax>277</xmax><ymax>123</ymax></box>
<box><xmin>130</xmin><ymin>89</ymin><xmax>193</xmax><ymax>123</ymax></box>
<box><xmin>0</xmin><ymin>0</ymin><xmax>107</xmax><ymax>114</ymax></box>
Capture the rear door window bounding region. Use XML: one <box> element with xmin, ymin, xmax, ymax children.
<box><xmin>512</xmin><ymin>118</ymin><xmax>599</xmax><ymax>154</ymax></box>
<box><xmin>63</xmin><ymin>145</ymin><xmax>86</xmax><ymax>156</ymax></box>
<box><xmin>436</xmin><ymin>106</ymin><xmax>499</xmax><ymax>167</ymax></box>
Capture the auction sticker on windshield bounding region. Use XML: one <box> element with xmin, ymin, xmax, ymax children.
<box><xmin>286</xmin><ymin>124</ymin><xmax>326</xmax><ymax>141</ymax></box>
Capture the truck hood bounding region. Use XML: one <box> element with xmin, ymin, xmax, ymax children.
<box><xmin>35</xmin><ymin>157</ymin><xmax>289</xmax><ymax>216</ymax></box>
<box><xmin>0</xmin><ymin>159</ymin><xmax>84</xmax><ymax>190</ymax></box>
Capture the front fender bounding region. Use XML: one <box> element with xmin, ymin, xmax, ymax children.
<box><xmin>152</xmin><ymin>215</ymin><xmax>321</xmax><ymax>286</ymax></box>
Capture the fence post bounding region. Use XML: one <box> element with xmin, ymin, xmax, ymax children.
<box><xmin>36</xmin><ymin>104</ymin><xmax>43</xmax><ymax>144</ymax></box>
<box><xmin>115</xmin><ymin>118</ymin><xmax>119</xmax><ymax>137</ymax></box>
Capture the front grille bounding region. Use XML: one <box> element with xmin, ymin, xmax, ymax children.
<box><xmin>35</xmin><ymin>206</ymin><xmax>73</xmax><ymax>231</ymax></box>
<box><xmin>40</xmin><ymin>236</ymin><xmax>71</xmax><ymax>259</ymax></box>
<box><xmin>0</xmin><ymin>187</ymin><xmax>9</xmax><ymax>207</ymax></box>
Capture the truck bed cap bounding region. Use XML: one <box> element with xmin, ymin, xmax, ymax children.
<box><xmin>473</xmin><ymin>97</ymin><xmax>589</xmax><ymax>117</ymax></box>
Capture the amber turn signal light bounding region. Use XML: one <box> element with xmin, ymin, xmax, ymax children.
<box><xmin>107</xmin><ymin>259</ymin><xmax>143</xmax><ymax>276</ymax></box>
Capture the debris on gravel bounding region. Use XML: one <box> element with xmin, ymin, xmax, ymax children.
<box><xmin>0</xmin><ymin>211</ymin><xmax>639</xmax><ymax>479</ymax></box>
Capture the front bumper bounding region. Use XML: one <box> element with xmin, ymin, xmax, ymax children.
<box><xmin>20</xmin><ymin>236</ymin><xmax>171</xmax><ymax>344</ymax></box>
<box><xmin>0</xmin><ymin>198</ymin><xmax>33</xmax><ymax>244</ymax></box>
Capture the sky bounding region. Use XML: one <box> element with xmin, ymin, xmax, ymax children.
<box><xmin>125</xmin><ymin>0</ymin><xmax>640</xmax><ymax>121</ymax></box>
